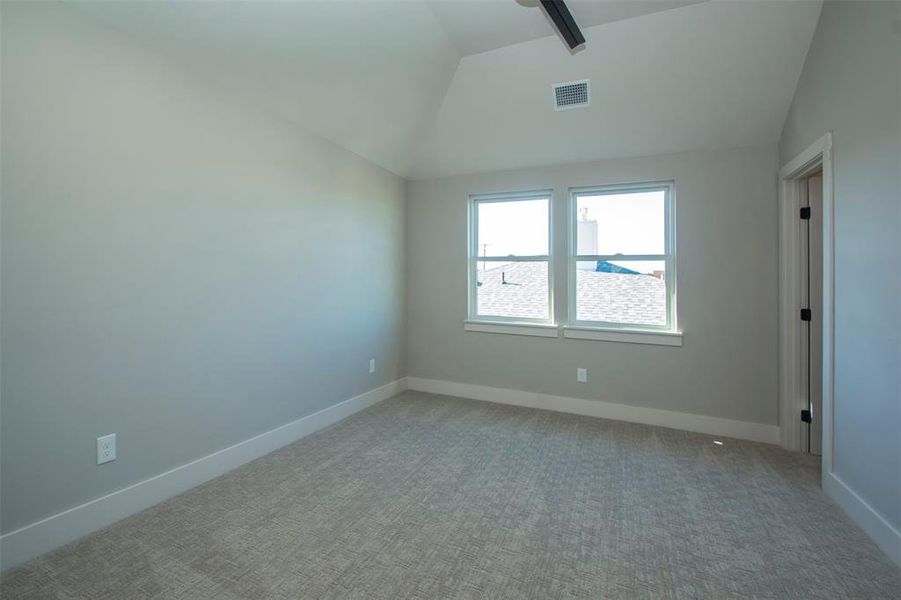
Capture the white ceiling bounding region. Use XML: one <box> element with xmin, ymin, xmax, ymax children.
<box><xmin>411</xmin><ymin>0</ymin><xmax>823</xmax><ymax>179</ymax></box>
<box><xmin>69</xmin><ymin>1</ymin><xmax>462</xmax><ymax>177</ymax></box>
<box><xmin>66</xmin><ymin>1</ymin><xmax>822</xmax><ymax>180</ymax></box>
<box><xmin>426</xmin><ymin>0</ymin><xmax>706</xmax><ymax>56</ymax></box>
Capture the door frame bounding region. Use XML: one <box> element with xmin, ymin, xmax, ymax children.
<box><xmin>778</xmin><ymin>132</ymin><xmax>834</xmax><ymax>475</ymax></box>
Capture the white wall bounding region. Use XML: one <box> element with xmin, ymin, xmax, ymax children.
<box><xmin>407</xmin><ymin>145</ymin><xmax>779</xmax><ymax>427</ymax></box>
<box><xmin>779</xmin><ymin>1</ymin><xmax>901</xmax><ymax>562</ymax></box>
<box><xmin>0</xmin><ymin>3</ymin><xmax>406</xmax><ymax>535</ymax></box>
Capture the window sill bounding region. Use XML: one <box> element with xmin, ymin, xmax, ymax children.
<box><xmin>463</xmin><ymin>320</ymin><xmax>559</xmax><ymax>338</ymax></box>
<box><xmin>562</xmin><ymin>326</ymin><xmax>683</xmax><ymax>347</ymax></box>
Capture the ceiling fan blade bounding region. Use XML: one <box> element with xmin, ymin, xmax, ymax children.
<box><xmin>540</xmin><ymin>0</ymin><xmax>586</xmax><ymax>50</ymax></box>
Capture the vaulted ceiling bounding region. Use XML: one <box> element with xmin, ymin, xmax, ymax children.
<box><xmin>68</xmin><ymin>0</ymin><xmax>822</xmax><ymax>180</ymax></box>
<box><xmin>426</xmin><ymin>0</ymin><xmax>706</xmax><ymax>56</ymax></box>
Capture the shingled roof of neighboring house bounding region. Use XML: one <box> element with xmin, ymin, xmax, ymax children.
<box><xmin>477</xmin><ymin>261</ymin><xmax>665</xmax><ymax>325</ymax></box>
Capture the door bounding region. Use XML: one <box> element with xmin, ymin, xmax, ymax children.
<box><xmin>800</xmin><ymin>172</ymin><xmax>823</xmax><ymax>455</ymax></box>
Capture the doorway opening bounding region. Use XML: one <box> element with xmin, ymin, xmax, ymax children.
<box><xmin>778</xmin><ymin>132</ymin><xmax>834</xmax><ymax>477</ymax></box>
<box><xmin>799</xmin><ymin>168</ymin><xmax>823</xmax><ymax>455</ymax></box>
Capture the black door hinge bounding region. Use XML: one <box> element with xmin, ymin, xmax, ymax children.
<box><xmin>801</xmin><ymin>409</ymin><xmax>812</xmax><ymax>423</ymax></box>
<box><xmin>800</xmin><ymin>308</ymin><xmax>812</xmax><ymax>321</ymax></box>
<box><xmin>800</xmin><ymin>207</ymin><xmax>811</xmax><ymax>220</ymax></box>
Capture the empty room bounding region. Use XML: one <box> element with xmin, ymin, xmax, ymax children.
<box><xmin>1</xmin><ymin>0</ymin><xmax>899</xmax><ymax>597</ymax></box>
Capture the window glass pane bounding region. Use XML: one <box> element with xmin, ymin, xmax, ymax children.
<box><xmin>477</xmin><ymin>198</ymin><xmax>549</xmax><ymax>257</ymax></box>
<box><xmin>477</xmin><ymin>261</ymin><xmax>549</xmax><ymax>320</ymax></box>
<box><xmin>576</xmin><ymin>190</ymin><xmax>665</xmax><ymax>255</ymax></box>
<box><xmin>576</xmin><ymin>260</ymin><xmax>666</xmax><ymax>326</ymax></box>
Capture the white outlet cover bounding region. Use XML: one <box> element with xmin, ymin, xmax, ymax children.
<box><xmin>369</xmin><ymin>359</ymin><xmax>375</xmax><ymax>374</ymax></box>
<box><xmin>577</xmin><ymin>368</ymin><xmax>588</xmax><ymax>383</ymax></box>
<box><xmin>97</xmin><ymin>433</ymin><xmax>116</xmax><ymax>465</ymax></box>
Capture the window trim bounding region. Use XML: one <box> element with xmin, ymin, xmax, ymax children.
<box><xmin>467</xmin><ymin>190</ymin><xmax>555</xmax><ymax>325</ymax></box>
<box><xmin>562</xmin><ymin>326</ymin><xmax>682</xmax><ymax>346</ymax></box>
<box><xmin>464</xmin><ymin>320</ymin><xmax>560</xmax><ymax>338</ymax></box>
<box><xmin>567</xmin><ymin>181</ymin><xmax>677</xmax><ymax>333</ymax></box>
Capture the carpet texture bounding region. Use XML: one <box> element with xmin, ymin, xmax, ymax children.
<box><xmin>2</xmin><ymin>391</ymin><xmax>900</xmax><ymax>599</ymax></box>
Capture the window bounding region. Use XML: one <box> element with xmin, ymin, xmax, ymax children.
<box><xmin>569</xmin><ymin>182</ymin><xmax>675</xmax><ymax>331</ymax></box>
<box><xmin>468</xmin><ymin>191</ymin><xmax>552</xmax><ymax>324</ymax></box>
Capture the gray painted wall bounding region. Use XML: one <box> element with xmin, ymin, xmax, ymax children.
<box><xmin>0</xmin><ymin>3</ymin><xmax>406</xmax><ymax>533</ymax></box>
<box><xmin>407</xmin><ymin>145</ymin><xmax>779</xmax><ymax>426</ymax></box>
<box><xmin>779</xmin><ymin>1</ymin><xmax>901</xmax><ymax>530</ymax></box>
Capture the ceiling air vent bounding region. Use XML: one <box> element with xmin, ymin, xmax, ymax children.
<box><xmin>553</xmin><ymin>79</ymin><xmax>590</xmax><ymax>111</ymax></box>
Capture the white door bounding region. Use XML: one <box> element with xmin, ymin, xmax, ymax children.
<box><xmin>800</xmin><ymin>173</ymin><xmax>824</xmax><ymax>455</ymax></box>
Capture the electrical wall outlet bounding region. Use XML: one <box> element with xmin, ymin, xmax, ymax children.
<box><xmin>369</xmin><ymin>359</ymin><xmax>376</xmax><ymax>374</ymax></box>
<box><xmin>97</xmin><ymin>433</ymin><xmax>116</xmax><ymax>465</ymax></box>
<box><xmin>577</xmin><ymin>368</ymin><xmax>588</xmax><ymax>383</ymax></box>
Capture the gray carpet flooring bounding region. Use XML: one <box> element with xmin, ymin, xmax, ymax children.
<box><xmin>3</xmin><ymin>391</ymin><xmax>900</xmax><ymax>599</ymax></box>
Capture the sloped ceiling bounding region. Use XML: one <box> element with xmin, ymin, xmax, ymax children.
<box><xmin>68</xmin><ymin>1</ymin><xmax>461</xmax><ymax>177</ymax></box>
<box><xmin>411</xmin><ymin>0</ymin><xmax>822</xmax><ymax>179</ymax></box>
<box><xmin>426</xmin><ymin>0</ymin><xmax>706</xmax><ymax>56</ymax></box>
<box><xmin>66</xmin><ymin>1</ymin><xmax>821</xmax><ymax>180</ymax></box>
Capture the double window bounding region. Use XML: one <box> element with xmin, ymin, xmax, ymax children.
<box><xmin>468</xmin><ymin>182</ymin><xmax>677</xmax><ymax>338</ymax></box>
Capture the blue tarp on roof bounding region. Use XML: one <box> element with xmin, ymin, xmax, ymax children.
<box><xmin>596</xmin><ymin>261</ymin><xmax>640</xmax><ymax>275</ymax></box>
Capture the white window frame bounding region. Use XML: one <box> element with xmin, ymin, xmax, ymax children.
<box><xmin>566</xmin><ymin>181</ymin><xmax>677</xmax><ymax>334</ymax></box>
<box><xmin>467</xmin><ymin>190</ymin><xmax>555</xmax><ymax>327</ymax></box>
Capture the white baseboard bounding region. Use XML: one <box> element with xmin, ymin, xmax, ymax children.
<box><xmin>0</xmin><ymin>378</ymin><xmax>408</xmax><ymax>573</ymax></box>
<box><xmin>407</xmin><ymin>377</ymin><xmax>779</xmax><ymax>445</ymax></box>
<box><xmin>823</xmin><ymin>471</ymin><xmax>901</xmax><ymax>567</ymax></box>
